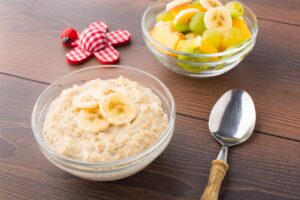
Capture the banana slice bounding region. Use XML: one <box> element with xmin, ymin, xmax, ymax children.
<box><xmin>195</xmin><ymin>36</ymin><xmax>202</xmax><ymax>47</ymax></box>
<box><xmin>91</xmin><ymin>87</ymin><xmax>126</xmax><ymax>100</ymax></box>
<box><xmin>100</xmin><ymin>92</ymin><xmax>136</xmax><ymax>126</ymax></box>
<box><xmin>199</xmin><ymin>0</ymin><xmax>223</xmax><ymax>10</ymax></box>
<box><xmin>166</xmin><ymin>0</ymin><xmax>192</xmax><ymax>11</ymax></box>
<box><xmin>173</xmin><ymin>8</ymin><xmax>199</xmax><ymax>25</ymax></box>
<box><xmin>73</xmin><ymin>92</ymin><xmax>99</xmax><ymax>110</ymax></box>
<box><xmin>76</xmin><ymin>109</ymin><xmax>110</xmax><ymax>132</ymax></box>
<box><xmin>204</xmin><ymin>7</ymin><xmax>232</xmax><ymax>33</ymax></box>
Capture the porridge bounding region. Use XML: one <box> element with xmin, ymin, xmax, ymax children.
<box><xmin>43</xmin><ymin>76</ymin><xmax>168</xmax><ymax>162</ymax></box>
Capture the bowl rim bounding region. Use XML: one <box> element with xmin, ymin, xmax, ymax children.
<box><xmin>141</xmin><ymin>0</ymin><xmax>258</xmax><ymax>58</ymax></box>
<box><xmin>31</xmin><ymin>65</ymin><xmax>176</xmax><ymax>168</ymax></box>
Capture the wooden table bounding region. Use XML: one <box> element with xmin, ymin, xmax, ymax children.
<box><xmin>0</xmin><ymin>0</ymin><xmax>299</xmax><ymax>199</ymax></box>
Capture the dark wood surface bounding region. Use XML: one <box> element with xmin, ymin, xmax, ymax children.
<box><xmin>0</xmin><ymin>0</ymin><xmax>299</xmax><ymax>199</ymax></box>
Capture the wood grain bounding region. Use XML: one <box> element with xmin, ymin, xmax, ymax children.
<box><xmin>241</xmin><ymin>0</ymin><xmax>300</xmax><ymax>25</ymax></box>
<box><xmin>0</xmin><ymin>74</ymin><xmax>300</xmax><ymax>200</ymax></box>
<box><xmin>0</xmin><ymin>0</ymin><xmax>299</xmax><ymax>140</ymax></box>
<box><xmin>0</xmin><ymin>0</ymin><xmax>300</xmax><ymax>199</ymax></box>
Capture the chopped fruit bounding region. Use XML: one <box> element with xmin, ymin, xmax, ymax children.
<box><xmin>178</xmin><ymin>47</ymin><xmax>209</xmax><ymax>73</ymax></box>
<box><xmin>179</xmin><ymin>45</ymin><xmax>197</xmax><ymax>54</ymax></box>
<box><xmin>220</xmin><ymin>45</ymin><xmax>237</xmax><ymax>58</ymax></box>
<box><xmin>156</xmin><ymin>12</ymin><xmax>175</xmax><ymax>22</ymax></box>
<box><xmin>199</xmin><ymin>40</ymin><xmax>218</xmax><ymax>54</ymax></box>
<box><xmin>149</xmin><ymin>24</ymin><xmax>184</xmax><ymax>50</ymax></box>
<box><xmin>192</xmin><ymin>1</ymin><xmax>206</xmax><ymax>12</ymax></box>
<box><xmin>200</xmin><ymin>0</ymin><xmax>223</xmax><ymax>10</ymax></box>
<box><xmin>166</xmin><ymin>0</ymin><xmax>192</xmax><ymax>11</ymax></box>
<box><xmin>174</xmin><ymin>8</ymin><xmax>199</xmax><ymax>25</ymax></box>
<box><xmin>176</xmin><ymin>36</ymin><xmax>202</xmax><ymax>52</ymax></box>
<box><xmin>155</xmin><ymin>21</ymin><xmax>172</xmax><ymax>27</ymax></box>
<box><xmin>73</xmin><ymin>92</ymin><xmax>99</xmax><ymax>110</ymax></box>
<box><xmin>204</xmin><ymin>7</ymin><xmax>232</xmax><ymax>33</ymax></box>
<box><xmin>178</xmin><ymin>36</ymin><xmax>217</xmax><ymax>54</ymax></box>
<box><xmin>76</xmin><ymin>109</ymin><xmax>110</xmax><ymax>132</ymax></box>
<box><xmin>215</xmin><ymin>64</ymin><xmax>225</xmax><ymax>70</ymax></box>
<box><xmin>172</xmin><ymin>23</ymin><xmax>191</xmax><ymax>33</ymax></box>
<box><xmin>170</xmin><ymin>4</ymin><xmax>194</xmax><ymax>15</ymax></box>
<box><xmin>226</xmin><ymin>2</ymin><xmax>244</xmax><ymax>19</ymax></box>
<box><xmin>185</xmin><ymin>32</ymin><xmax>199</xmax><ymax>39</ymax></box>
<box><xmin>179</xmin><ymin>61</ymin><xmax>210</xmax><ymax>73</ymax></box>
<box><xmin>202</xmin><ymin>29</ymin><xmax>222</xmax><ymax>49</ymax></box>
<box><xmin>100</xmin><ymin>93</ymin><xmax>136</xmax><ymax>126</ymax></box>
<box><xmin>221</xmin><ymin>27</ymin><xmax>244</xmax><ymax>49</ymax></box>
<box><xmin>189</xmin><ymin>12</ymin><xmax>206</xmax><ymax>34</ymax></box>
<box><xmin>170</xmin><ymin>3</ymin><xmax>206</xmax><ymax>15</ymax></box>
<box><xmin>148</xmin><ymin>0</ymin><xmax>252</xmax><ymax>67</ymax></box>
<box><xmin>233</xmin><ymin>18</ymin><xmax>251</xmax><ymax>40</ymax></box>
<box><xmin>198</xmin><ymin>40</ymin><xmax>218</xmax><ymax>61</ymax></box>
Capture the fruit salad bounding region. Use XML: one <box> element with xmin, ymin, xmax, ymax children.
<box><xmin>149</xmin><ymin>0</ymin><xmax>252</xmax><ymax>72</ymax></box>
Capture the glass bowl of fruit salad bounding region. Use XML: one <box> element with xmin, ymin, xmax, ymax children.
<box><xmin>142</xmin><ymin>0</ymin><xmax>258</xmax><ymax>77</ymax></box>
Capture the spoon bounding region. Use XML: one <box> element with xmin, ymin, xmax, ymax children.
<box><xmin>200</xmin><ymin>89</ymin><xmax>256</xmax><ymax>200</ymax></box>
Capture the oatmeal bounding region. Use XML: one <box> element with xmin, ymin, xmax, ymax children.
<box><xmin>43</xmin><ymin>76</ymin><xmax>168</xmax><ymax>162</ymax></box>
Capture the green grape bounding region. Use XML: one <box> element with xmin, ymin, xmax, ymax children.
<box><xmin>178</xmin><ymin>56</ymin><xmax>209</xmax><ymax>73</ymax></box>
<box><xmin>189</xmin><ymin>12</ymin><xmax>206</xmax><ymax>35</ymax></box>
<box><xmin>156</xmin><ymin>12</ymin><xmax>174</xmax><ymax>22</ymax></box>
<box><xmin>177</xmin><ymin>47</ymin><xmax>209</xmax><ymax>73</ymax></box>
<box><xmin>215</xmin><ymin>64</ymin><xmax>225</xmax><ymax>70</ymax></box>
<box><xmin>172</xmin><ymin>23</ymin><xmax>190</xmax><ymax>33</ymax></box>
<box><xmin>179</xmin><ymin>62</ymin><xmax>209</xmax><ymax>73</ymax></box>
<box><xmin>225</xmin><ymin>2</ymin><xmax>244</xmax><ymax>19</ymax></box>
<box><xmin>202</xmin><ymin>29</ymin><xmax>222</xmax><ymax>49</ymax></box>
<box><xmin>192</xmin><ymin>1</ymin><xmax>201</xmax><ymax>6</ymax></box>
<box><xmin>222</xmin><ymin>27</ymin><xmax>244</xmax><ymax>49</ymax></box>
<box><xmin>220</xmin><ymin>45</ymin><xmax>238</xmax><ymax>60</ymax></box>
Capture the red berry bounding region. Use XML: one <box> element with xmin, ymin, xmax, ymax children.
<box><xmin>61</xmin><ymin>28</ymin><xmax>78</xmax><ymax>45</ymax></box>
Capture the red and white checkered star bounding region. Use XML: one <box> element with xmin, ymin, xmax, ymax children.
<box><xmin>62</xmin><ymin>21</ymin><xmax>131</xmax><ymax>65</ymax></box>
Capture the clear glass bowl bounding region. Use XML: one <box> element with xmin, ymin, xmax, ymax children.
<box><xmin>142</xmin><ymin>0</ymin><xmax>258</xmax><ymax>78</ymax></box>
<box><xmin>31</xmin><ymin>65</ymin><xmax>175</xmax><ymax>181</ymax></box>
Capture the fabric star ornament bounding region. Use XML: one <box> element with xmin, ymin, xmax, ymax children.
<box><xmin>60</xmin><ymin>21</ymin><xmax>131</xmax><ymax>65</ymax></box>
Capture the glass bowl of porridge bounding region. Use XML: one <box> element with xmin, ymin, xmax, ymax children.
<box><xmin>31</xmin><ymin>65</ymin><xmax>175</xmax><ymax>181</ymax></box>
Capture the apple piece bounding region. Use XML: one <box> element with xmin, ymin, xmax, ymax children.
<box><xmin>149</xmin><ymin>24</ymin><xmax>184</xmax><ymax>56</ymax></box>
<box><xmin>176</xmin><ymin>36</ymin><xmax>202</xmax><ymax>52</ymax></box>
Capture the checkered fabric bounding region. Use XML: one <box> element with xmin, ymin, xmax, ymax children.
<box><xmin>94</xmin><ymin>46</ymin><xmax>120</xmax><ymax>64</ymax></box>
<box><xmin>107</xmin><ymin>30</ymin><xmax>131</xmax><ymax>46</ymax></box>
<box><xmin>65</xmin><ymin>21</ymin><xmax>131</xmax><ymax>65</ymax></box>
<box><xmin>70</xmin><ymin>39</ymin><xmax>80</xmax><ymax>48</ymax></box>
<box><xmin>79</xmin><ymin>28</ymin><xmax>108</xmax><ymax>52</ymax></box>
<box><xmin>88</xmin><ymin>21</ymin><xmax>108</xmax><ymax>33</ymax></box>
<box><xmin>66</xmin><ymin>47</ymin><xmax>92</xmax><ymax>64</ymax></box>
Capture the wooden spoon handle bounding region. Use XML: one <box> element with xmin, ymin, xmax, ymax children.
<box><xmin>200</xmin><ymin>160</ymin><xmax>229</xmax><ymax>200</ymax></box>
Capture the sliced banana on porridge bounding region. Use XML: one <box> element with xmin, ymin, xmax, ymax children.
<box><xmin>100</xmin><ymin>92</ymin><xmax>136</xmax><ymax>126</ymax></box>
<box><xmin>91</xmin><ymin>86</ymin><xmax>126</xmax><ymax>100</ymax></box>
<box><xmin>73</xmin><ymin>92</ymin><xmax>99</xmax><ymax>110</ymax></box>
<box><xmin>43</xmin><ymin>77</ymin><xmax>168</xmax><ymax>162</ymax></box>
<box><xmin>76</xmin><ymin>109</ymin><xmax>110</xmax><ymax>132</ymax></box>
